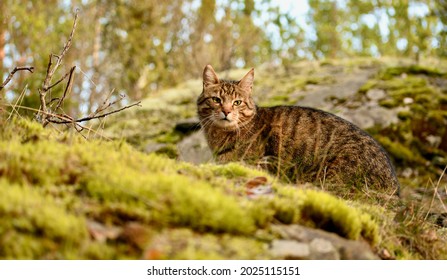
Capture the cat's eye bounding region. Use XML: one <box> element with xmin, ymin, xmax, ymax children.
<box><xmin>233</xmin><ymin>100</ymin><xmax>242</xmax><ymax>106</ymax></box>
<box><xmin>211</xmin><ymin>97</ymin><xmax>221</xmax><ymax>104</ymax></box>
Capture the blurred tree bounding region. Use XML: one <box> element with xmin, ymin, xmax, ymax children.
<box><xmin>344</xmin><ymin>0</ymin><xmax>381</xmax><ymax>56</ymax></box>
<box><xmin>5</xmin><ymin>0</ymin><xmax>77</xmax><ymax>116</ymax></box>
<box><xmin>0</xmin><ymin>0</ymin><xmax>5</xmax><ymax>81</ymax></box>
<box><xmin>308</xmin><ymin>0</ymin><xmax>343</xmax><ymax>59</ymax></box>
<box><xmin>432</xmin><ymin>0</ymin><xmax>447</xmax><ymax>57</ymax></box>
<box><xmin>2</xmin><ymin>0</ymin><xmax>447</xmax><ymax>120</ymax></box>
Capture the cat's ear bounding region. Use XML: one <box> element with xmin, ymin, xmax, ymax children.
<box><xmin>238</xmin><ymin>68</ymin><xmax>254</xmax><ymax>93</ymax></box>
<box><xmin>203</xmin><ymin>65</ymin><xmax>219</xmax><ymax>88</ymax></box>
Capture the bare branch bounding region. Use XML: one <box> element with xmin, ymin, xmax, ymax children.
<box><xmin>0</xmin><ymin>66</ymin><xmax>34</xmax><ymax>91</ymax></box>
<box><xmin>8</xmin><ymin>8</ymin><xmax>142</xmax><ymax>132</ymax></box>
<box><xmin>54</xmin><ymin>66</ymin><xmax>76</xmax><ymax>112</ymax></box>
<box><xmin>90</xmin><ymin>90</ymin><xmax>126</xmax><ymax>117</ymax></box>
<box><xmin>49</xmin><ymin>101</ymin><xmax>142</xmax><ymax>124</ymax></box>
<box><xmin>47</xmin><ymin>66</ymin><xmax>75</xmax><ymax>91</ymax></box>
<box><xmin>38</xmin><ymin>9</ymin><xmax>80</xmax><ymax>124</ymax></box>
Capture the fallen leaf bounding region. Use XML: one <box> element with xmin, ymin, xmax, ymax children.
<box><xmin>245</xmin><ymin>176</ymin><xmax>268</xmax><ymax>189</ymax></box>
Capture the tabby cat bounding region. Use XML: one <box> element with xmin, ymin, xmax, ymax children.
<box><xmin>197</xmin><ymin>65</ymin><xmax>400</xmax><ymax>194</ymax></box>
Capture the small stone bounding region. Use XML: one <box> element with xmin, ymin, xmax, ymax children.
<box><xmin>309</xmin><ymin>238</ymin><xmax>340</xmax><ymax>260</ymax></box>
<box><xmin>145</xmin><ymin>143</ymin><xmax>167</xmax><ymax>154</ymax></box>
<box><xmin>270</xmin><ymin>240</ymin><xmax>310</xmax><ymax>259</ymax></box>
<box><xmin>87</xmin><ymin>220</ymin><xmax>122</xmax><ymax>243</ymax></box>
<box><xmin>246</xmin><ymin>185</ymin><xmax>274</xmax><ymax>199</ymax></box>
<box><xmin>426</xmin><ymin>135</ymin><xmax>441</xmax><ymax>147</ymax></box>
<box><xmin>366</xmin><ymin>89</ymin><xmax>386</xmax><ymax>101</ymax></box>
<box><xmin>403</xmin><ymin>97</ymin><xmax>414</xmax><ymax>104</ymax></box>
<box><xmin>379</xmin><ymin>249</ymin><xmax>393</xmax><ymax>260</ymax></box>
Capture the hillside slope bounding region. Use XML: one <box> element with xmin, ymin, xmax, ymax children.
<box><xmin>1</xmin><ymin>58</ymin><xmax>447</xmax><ymax>259</ymax></box>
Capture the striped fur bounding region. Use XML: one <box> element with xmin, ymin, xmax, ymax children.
<box><xmin>197</xmin><ymin>65</ymin><xmax>400</xmax><ymax>193</ymax></box>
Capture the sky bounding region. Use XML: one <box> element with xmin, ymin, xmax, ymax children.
<box><xmin>279</xmin><ymin>0</ymin><xmax>310</xmax><ymax>16</ymax></box>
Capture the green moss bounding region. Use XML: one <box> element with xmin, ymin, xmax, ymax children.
<box><xmin>154</xmin><ymin>144</ymin><xmax>179</xmax><ymax>159</ymax></box>
<box><xmin>427</xmin><ymin>110</ymin><xmax>447</xmax><ymax>123</ymax></box>
<box><xmin>375</xmin><ymin>135</ymin><xmax>421</xmax><ymax>164</ymax></box>
<box><xmin>379</xmin><ymin>65</ymin><xmax>446</xmax><ymax>80</ymax></box>
<box><xmin>397</xmin><ymin>110</ymin><xmax>412</xmax><ymax>121</ymax></box>
<box><xmin>298</xmin><ymin>190</ymin><xmax>378</xmax><ymax>243</ymax></box>
<box><xmin>210</xmin><ymin>162</ymin><xmax>264</xmax><ymax>179</ymax></box>
<box><xmin>306</xmin><ymin>75</ymin><xmax>335</xmax><ymax>85</ymax></box>
<box><xmin>155</xmin><ymin>131</ymin><xmax>182</xmax><ymax>144</ymax></box>
<box><xmin>0</xmin><ymin>181</ymin><xmax>87</xmax><ymax>242</ymax></box>
<box><xmin>360</xmin><ymin>64</ymin><xmax>447</xmax><ymax>174</ymax></box>
<box><xmin>0</xmin><ymin>180</ymin><xmax>87</xmax><ymax>259</ymax></box>
<box><xmin>378</xmin><ymin>99</ymin><xmax>398</xmax><ymax>108</ymax></box>
<box><xmin>358</xmin><ymin>80</ymin><xmax>378</xmax><ymax>93</ymax></box>
<box><xmin>0</xmin><ymin>117</ymin><xmax>49</xmax><ymax>142</ymax></box>
<box><xmin>359</xmin><ymin>213</ymin><xmax>380</xmax><ymax>245</ymax></box>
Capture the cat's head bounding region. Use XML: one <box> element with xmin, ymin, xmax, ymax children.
<box><xmin>197</xmin><ymin>65</ymin><xmax>256</xmax><ymax>130</ymax></box>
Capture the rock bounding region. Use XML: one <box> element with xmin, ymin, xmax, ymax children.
<box><xmin>426</xmin><ymin>135</ymin><xmax>441</xmax><ymax>147</ymax></box>
<box><xmin>403</xmin><ymin>97</ymin><xmax>414</xmax><ymax>104</ymax></box>
<box><xmin>174</xmin><ymin>118</ymin><xmax>201</xmax><ymax>134</ymax></box>
<box><xmin>87</xmin><ymin>220</ymin><xmax>122</xmax><ymax>243</ymax></box>
<box><xmin>271</xmin><ymin>224</ymin><xmax>379</xmax><ymax>260</ymax></box>
<box><xmin>177</xmin><ymin>131</ymin><xmax>213</xmax><ymax>164</ymax></box>
<box><xmin>270</xmin><ymin>240</ymin><xmax>310</xmax><ymax>259</ymax></box>
<box><xmin>378</xmin><ymin>248</ymin><xmax>394</xmax><ymax>260</ymax></box>
<box><xmin>340</xmin><ymin>106</ymin><xmax>400</xmax><ymax>129</ymax></box>
<box><xmin>366</xmin><ymin>89</ymin><xmax>386</xmax><ymax>101</ymax></box>
<box><xmin>296</xmin><ymin>67</ymin><xmax>377</xmax><ymax>110</ymax></box>
<box><xmin>144</xmin><ymin>143</ymin><xmax>168</xmax><ymax>154</ymax></box>
<box><xmin>309</xmin><ymin>238</ymin><xmax>340</xmax><ymax>259</ymax></box>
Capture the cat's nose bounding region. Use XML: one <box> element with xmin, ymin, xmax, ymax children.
<box><xmin>223</xmin><ymin>110</ymin><xmax>231</xmax><ymax>116</ymax></box>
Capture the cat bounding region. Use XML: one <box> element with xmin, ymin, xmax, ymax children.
<box><xmin>197</xmin><ymin>65</ymin><xmax>400</xmax><ymax>195</ymax></box>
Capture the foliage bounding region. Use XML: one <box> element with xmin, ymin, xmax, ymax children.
<box><xmin>2</xmin><ymin>0</ymin><xmax>447</xmax><ymax>119</ymax></box>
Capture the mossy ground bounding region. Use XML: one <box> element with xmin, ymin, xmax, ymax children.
<box><xmin>0</xmin><ymin>118</ymin><xmax>387</xmax><ymax>259</ymax></box>
<box><xmin>361</xmin><ymin>64</ymin><xmax>447</xmax><ymax>174</ymax></box>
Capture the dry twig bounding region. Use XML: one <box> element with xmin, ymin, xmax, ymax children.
<box><xmin>38</xmin><ymin>10</ymin><xmax>79</xmax><ymax>125</ymax></box>
<box><xmin>50</xmin><ymin>101</ymin><xmax>142</xmax><ymax>124</ymax></box>
<box><xmin>0</xmin><ymin>66</ymin><xmax>34</xmax><ymax>91</ymax></box>
<box><xmin>33</xmin><ymin>9</ymin><xmax>140</xmax><ymax>129</ymax></box>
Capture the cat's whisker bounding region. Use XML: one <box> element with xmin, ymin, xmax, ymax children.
<box><xmin>198</xmin><ymin>115</ymin><xmax>215</xmax><ymax>131</ymax></box>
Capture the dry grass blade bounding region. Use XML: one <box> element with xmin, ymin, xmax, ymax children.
<box><xmin>424</xmin><ymin>164</ymin><xmax>447</xmax><ymax>221</ymax></box>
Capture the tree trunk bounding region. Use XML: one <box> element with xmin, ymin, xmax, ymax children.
<box><xmin>0</xmin><ymin>1</ymin><xmax>6</xmax><ymax>123</ymax></box>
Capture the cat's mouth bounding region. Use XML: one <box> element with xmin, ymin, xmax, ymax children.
<box><xmin>215</xmin><ymin>117</ymin><xmax>237</xmax><ymax>128</ymax></box>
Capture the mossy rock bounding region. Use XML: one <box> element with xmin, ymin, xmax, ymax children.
<box><xmin>379</xmin><ymin>65</ymin><xmax>446</xmax><ymax>80</ymax></box>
